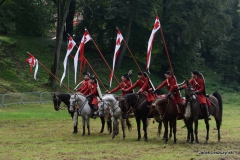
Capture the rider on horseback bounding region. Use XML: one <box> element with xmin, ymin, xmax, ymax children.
<box><xmin>105</xmin><ymin>71</ymin><xmax>133</xmax><ymax>96</ymax></box>
<box><xmin>152</xmin><ymin>71</ymin><xmax>184</xmax><ymax>114</ymax></box>
<box><xmin>122</xmin><ymin>71</ymin><xmax>155</xmax><ymax>106</ymax></box>
<box><xmin>180</xmin><ymin>70</ymin><xmax>211</xmax><ymax>120</ymax></box>
<box><xmin>83</xmin><ymin>76</ymin><xmax>100</xmax><ymax>118</ymax></box>
<box><xmin>75</xmin><ymin>71</ymin><xmax>91</xmax><ymax>95</ymax></box>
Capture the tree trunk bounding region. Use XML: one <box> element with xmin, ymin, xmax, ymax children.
<box><xmin>116</xmin><ymin>15</ymin><xmax>132</xmax><ymax>68</ymax></box>
<box><xmin>63</xmin><ymin>0</ymin><xmax>76</xmax><ymax>41</ymax></box>
<box><xmin>50</xmin><ymin>0</ymin><xmax>72</xmax><ymax>87</ymax></box>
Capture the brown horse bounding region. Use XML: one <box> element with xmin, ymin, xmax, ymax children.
<box><xmin>184</xmin><ymin>83</ymin><xmax>222</xmax><ymax>144</ymax></box>
<box><xmin>151</xmin><ymin>97</ymin><xmax>185</xmax><ymax>144</ymax></box>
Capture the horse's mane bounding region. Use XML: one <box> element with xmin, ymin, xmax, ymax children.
<box><xmin>56</xmin><ymin>93</ymin><xmax>71</xmax><ymax>105</ymax></box>
<box><xmin>154</xmin><ymin>98</ymin><xmax>168</xmax><ymax>106</ymax></box>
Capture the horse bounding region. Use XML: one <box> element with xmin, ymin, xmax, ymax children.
<box><xmin>184</xmin><ymin>82</ymin><xmax>222</xmax><ymax>144</ymax></box>
<box><xmin>53</xmin><ymin>93</ymin><xmax>110</xmax><ymax>135</ymax></box>
<box><xmin>119</xmin><ymin>93</ymin><xmax>156</xmax><ymax>142</ymax></box>
<box><xmin>52</xmin><ymin>93</ymin><xmax>78</xmax><ymax>133</ymax></box>
<box><xmin>99</xmin><ymin>94</ymin><xmax>132</xmax><ymax>140</ymax></box>
<box><xmin>151</xmin><ymin>96</ymin><xmax>187</xmax><ymax>144</ymax></box>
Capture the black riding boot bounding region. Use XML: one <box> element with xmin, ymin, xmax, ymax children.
<box><xmin>203</xmin><ymin>104</ymin><xmax>211</xmax><ymax>120</ymax></box>
<box><xmin>92</xmin><ymin>105</ymin><xmax>99</xmax><ymax>119</ymax></box>
<box><xmin>122</xmin><ymin>113</ymin><xmax>127</xmax><ymax>119</ymax></box>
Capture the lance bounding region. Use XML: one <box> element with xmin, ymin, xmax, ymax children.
<box><xmin>158</xmin><ymin>16</ymin><xmax>182</xmax><ymax>96</ymax></box>
<box><xmin>117</xmin><ymin>27</ymin><xmax>143</xmax><ymax>73</ymax></box>
<box><xmin>158</xmin><ymin>20</ymin><xmax>174</xmax><ymax>76</ymax></box>
<box><xmin>68</xmin><ymin>43</ymin><xmax>108</xmax><ymax>91</ymax></box>
<box><xmin>87</xmin><ymin>29</ymin><xmax>121</xmax><ymax>86</ymax></box>
<box><xmin>27</xmin><ymin>52</ymin><xmax>74</xmax><ymax>94</ymax></box>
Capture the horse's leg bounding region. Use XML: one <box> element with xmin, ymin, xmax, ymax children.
<box><xmin>87</xmin><ymin>117</ymin><xmax>90</xmax><ymax>136</ymax></box>
<box><xmin>172</xmin><ymin>120</ymin><xmax>177</xmax><ymax>144</ymax></box>
<box><xmin>163</xmin><ymin>119</ymin><xmax>169</xmax><ymax>144</ymax></box>
<box><xmin>108</xmin><ymin>116</ymin><xmax>112</xmax><ymax>134</ymax></box>
<box><xmin>136</xmin><ymin>117</ymin><xmax>141</xmax><ymax>141</ymax></box>
<box><xmin>99</xmin><ymin>116</ymin><xmax>105</xmax><ymax>133</ymax></box>
<box><xmin>204</xmin><ymin>119</ymin><xmax>209</xmax><ymax>143</ymax></box>
<box><xmin>194</xmin><ymin>120</ymin><xmax>199</xmax><ymax>144</ymax></box>
<box><xmin>112</xmin><ymin>117</ymin><xmax>117</xmax><ymax>140</ymax></box>
<box><xmin>215</xmin><ymin>117</ymin><xmax>221</xmax><ymax>142</ymax></box>
<box><xmin>82</xmin><ymin>117</ymin><xmax>85</xmax><ymax>136</ymax></box>
<box><xmin>73</xmin><ymin>111</ymin><xmax>78</xmax><ymax>134</ymax></box>
<box><xmin>157</xmin><ymin>121</ymin><xmax>162</xmax><ymax>137</ymax></box>
<box><xmin>169</xmin><ymin>121</ymin><xmax>172</xmax><ymax>139</ymax></box>
<box><xmin>142</xmin><ymin>118</ymin><xmax>148</xmax><ymax>142</ymax></box>
<box><xmin>121</xmin><ymin>118</ymin><xmax>126</xmax><ymax>140</ymax></box>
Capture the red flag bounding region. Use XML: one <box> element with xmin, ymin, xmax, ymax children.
<box><xmin>108</xmin><ymin>29</ymin><xmax>123</xmax><ymax>87</ymax></box>
<box><xmin>146</xmin><ymin>15</ymin><xmax>161</xmax><ymax>72</ymax></box>
<box><xmin>60</xmin><ymin>35</ymin><xmax>76</xmax><ymax>85</ymax></box>
<box><xmin>26</xmin><ymin>52</ymin><xmax>38</xmax><ymax>79</ymax></box>
<box><xmin>74</xmin><ymin>29</ymin><xmax>91</xmax><ymax>84</ymax></box>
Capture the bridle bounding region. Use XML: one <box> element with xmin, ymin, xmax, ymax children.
<box><xmin>70</xmin><ymin>94</ymin><xmax>88</xmax><ymax>114</ymax></box>
<box><xmin>151</xmin><ymin>98</ymin><xmax>170</xmax><ymax>120</ymax></box>
<box><xmin>53</xmin><ymin>96</ymin><xmax>66</xmax><ymax>110</ymax></box>
<box><xmin>123</xmin><ymin>94</ymin><xmax>146</xmax><ymax>114</ymax></box>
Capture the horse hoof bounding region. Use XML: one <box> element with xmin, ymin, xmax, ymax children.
<box><xmin>99</xmin><ymin>131</ymin><xmax>103</xmax><ymax>133</ymax></box>
<box><xmin>164</xmin><ymin>141</ymin><xmax>167</xmax><ymax>144</ymax></box>
<box><xmin>137</xmin><ymin>138</ymin><xmax>140</xmax><ymax>141</ymax></box>
<box><xmin>174</xmin><ymin>142</ymin><xmax>177</xmax><ymax>144</ymax></box>
<box><xmin>204</xmin><ymin>141</ymin><xmax>208</xmax><ymax>144</ymax></box>
<box><xmin>218</xmin><ymin>140</ymin><xmax>220</xmax><ymax>143</ymax></box>
<box><xmin>82</xmin><ymin>134</ymin><xmax>85</xmax><ymax>136</ymax></box>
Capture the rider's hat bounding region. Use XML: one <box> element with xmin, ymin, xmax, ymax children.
<box><xmin>164</xmin><ymin>70</ymin><xmax>172</xmax><ymax>76</ymax></box>
<box><xmin>192</xmin><ymin>70</ymin><xmax>199</xmax><ymax>75</ymax></box>
<box><xmin>138</xmin><ymin>71</ymin><xmax>147</xmax><ymax>77</ymax></box>
<box><xmin>83</xmin><ymin>71</ymin><xmax>90</xmax><ymax>76</ymax></box>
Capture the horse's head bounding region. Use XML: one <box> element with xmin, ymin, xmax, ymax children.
<box><xmin>99</xmin><ymin>94</ymin><xmax>117</xmax><ymax>117</ymax></box>
<box><xmin>185</xmin><ymin>82</ymin><xmax>197</xmax><ymax>102</ymax></box>
<box><xmin>69</xmin><ymin>94</ymin><xmax>78</xmax><ymax>112</ymax></box>
<box><xmin>119</xmin><ymin>97</ymin><xmax>129</xmax><ymax>114</ymax></box>
<box><xmin>52</xmin><ymin>93</ymin><xmax>61</xmax><ymax>111</ymax></box>
<box><xmin>151</xmin><ymin>98</ymin><xmax>169</xmax><ymax>121</ymax></box>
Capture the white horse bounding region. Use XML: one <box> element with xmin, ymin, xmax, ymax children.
<box><xmin>69</xmin><ymin>93</ymin><xmax>93</xmax><ymax>136</ymax></box>
<box><xmin>99</xmin><ymin>94</ymin><xmax>132</xmax><ymax>140</ymax></box>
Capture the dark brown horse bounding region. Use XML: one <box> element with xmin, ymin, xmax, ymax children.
<box><xmin>52</xmin><ymin>93</ymin><xmax>111</xmax><ymax>134</ymax></box>
<box><xmin>119</xmin><ymin>93</ymin><xmax>161</xmax><ymax>142</ymax></box>
<box><xmin>151</xmin><ymin>97</ymin><xmax>185</xmax><ymax>144</ymax></box>
<box><xmin>184</xmin><ymin>83</ymin><xmax>222</xmax><ymax>144</ymax></box>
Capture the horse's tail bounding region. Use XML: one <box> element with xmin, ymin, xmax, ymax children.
<box><xmin>157</xmin><ymin>120</ymin><xmax>162</xmax><ymax>137</ymax></box>
<box><xmin>212</xmin><ymin>91</ymin><xmax>223</xmax><ymax>125</ymax></box>
<box><xmin>126</xmin><ymin>117</ymin><xmax>132</xmax><ymax>131</ymax></box>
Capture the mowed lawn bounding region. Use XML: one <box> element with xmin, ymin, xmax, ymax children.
<box><xmin>0</xmin><ymin>103</ymin><xmax>239</xmax><ymax>160</ymax></box>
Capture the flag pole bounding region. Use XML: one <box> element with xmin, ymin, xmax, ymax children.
<box><xmin>30</xmin><ymin>56</ymin><xmax>74</xmax><ymax>94</ymax></box>
<box><xmin>69</xmin><ymin>45</ymin><xmax>107</xmax><ymax>91</ymax></box>
<box><xmin>84</xmin><ymin>57</ymin><xmax>108</xmax><ymax>91</ymax></box>
<box><xmin>87</xmin><ymin>30</ymin><xmax>121</xmax><ymax>86</ymax></box>
<box><xmin>158</xmin><ymin>22</ymin><xmax>174</xmax><ymax>76</ymax></box>
<box><xmin>117</xmin><ymin>27</ymin><xmax>143</xmax><ymax>73</ymax></box>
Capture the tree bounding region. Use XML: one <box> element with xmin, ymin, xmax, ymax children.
<box><xmin>50</xmin><ymin>0</ymin><xmax>72</xmax><ymax>87</ymax></box>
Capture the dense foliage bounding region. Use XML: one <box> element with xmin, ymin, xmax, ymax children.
<box><xmin>1</xmin><ymin>0</ymin><xmax>240</xmax><ymax>87</ymax></box>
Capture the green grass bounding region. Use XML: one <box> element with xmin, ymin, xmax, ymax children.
<box><xmin>0</xmin><ymin>103</ymin><xmax>239</xmax><ymax>159</ymax></box>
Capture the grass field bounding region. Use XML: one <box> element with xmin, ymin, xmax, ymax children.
<box><xmin>0</xmin><ymin>103</ymin><xmax>239</xmax><ymax>160</ymax></box>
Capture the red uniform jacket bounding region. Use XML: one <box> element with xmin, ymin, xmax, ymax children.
<box><xmin>156</xmin><ymin>77</ymin><xmax>181</xmax><ymax>104</ymax></box>
<box><xmin>123</xmin><ymin>77</ymin><xmax>155</xmax><ymax>102</ymax></box>
<box><xmin>83</xmin><ymin>82</ymin><xmax>99</xmax><ymax>107</ymax></box>
<box><xmin>182</xmin><ymin>77</ymin><xmax>208</xmax><ymax>105</ymax></box>
<box><xmin>76</xmin><ymin>79</ymin><xmax>90</xmax><ymax>96</ymax></box>
<box><xmin>110</xmin><ymin>80</ymin><xmax>133</xmax><ymax>97</ymax></box>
